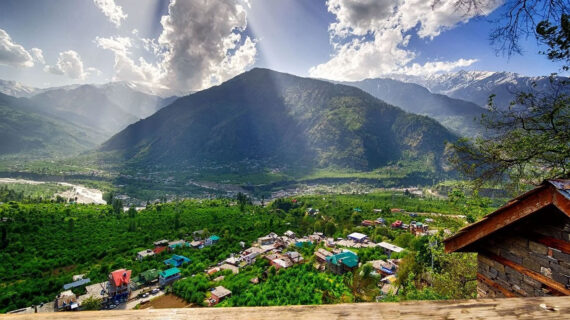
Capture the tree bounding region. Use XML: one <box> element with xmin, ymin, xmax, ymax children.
<box><xmin>236</xmin><ymin>192</ymin><xmax>251</xmax><ymax>211</ymax></box>
<box><xmin>537</xmin><ymin>13</ymin><xmax>570</xmax><ymax>70</ymax></box>
<box><xmin>450</xmin><ymin>1</ymin><xmax>570</xmax><ymax>190</ymax></box>
<box><xmin>453</xmin><ymin>0</ymin><xmax>569</xmax><ymax>58</ymax></box>
<box><xmin>81</xmin><ymin>296</ymin><xmax>102</xmax><ymax>310</ymax></box>
<box><xmin>451</xmin><ymin>78</ymin><xmax>570</xmax><ymax>189</ymax></box>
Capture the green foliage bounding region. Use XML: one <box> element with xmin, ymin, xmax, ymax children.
<box><xmin>172</xmin><ymin>274</ymin><xmax>209</xmax><ymax>304</ymax></box>
<box><xmin>81</xmin><ymin>296</ymin><xmax>102</xmax><ymax>310</ymax></box>
<box><xmin>536</xmin><ymin>13</ymin><xmax>570</xmax><ymax>70</ymax></box>
<box><xmin>451</xmin><ymin>77</ymin><xmax>570</xmax><ymax>190</ymax></box>
<box><xmin>0</xmin><ymin>190</ymin><xmax>491</xmax><ymax>312</ymax></box>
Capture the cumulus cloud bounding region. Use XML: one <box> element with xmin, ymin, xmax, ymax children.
<box><xmin>95</xmin><ymin>35</ymin><xmax>161</xmax><ymax>85</ymax></box>
<box><xmin>0</xmin><ymin>28</ymin><xmax>35</xmax><ymax>68</ymax></box>
<box><xmin>30</xmin><ymin>48</ymin><xmax>45</xmax><ymax>64</ymax></box>
<box><xmin>157</xmin><ymin>0</ymin><xmax>257</xmax><ymax>93</ymax></box>
<box><xmin>93</xmin><ymin>0</ymin><xmax>127</xmax><ymax>27</ymax></box>
<box><xmin>44</xmin><ymin>50</ymin><xmax>88</xmax><ymax>79</ymax></box>
<box><xmin>310</xmin><ymin>0</ymin><xmax>502</xmax><ymax>80</ymax></box>
<box><xmin>94</xmin><ymin>0</ymin><xmax>256</xmax><ymax>94</ymax></box>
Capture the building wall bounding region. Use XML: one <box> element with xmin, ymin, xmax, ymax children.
<box><xmin>476</xmin><ymin>209</ymin><xmax>570</xmax><ymax>298</ymax></box>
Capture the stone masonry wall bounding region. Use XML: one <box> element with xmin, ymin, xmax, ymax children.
<box><xmin>476</xmin><ymin>209</ymin><xmax>570</xmax><ymax>298</ymax></box>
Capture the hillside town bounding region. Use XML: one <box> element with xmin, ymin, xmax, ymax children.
<box><xmin>12</xmin><ymin>216</ymin><xmax>412</xmax><ymax>313</ymax></box>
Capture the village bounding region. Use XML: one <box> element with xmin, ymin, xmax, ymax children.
<box><xmin>12</xmin><ymin>208</ymin><xmax>426</xmax><ymax>314</ymax></box>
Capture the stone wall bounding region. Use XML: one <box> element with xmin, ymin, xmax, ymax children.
<box><xmin>476</xmin><ymin>208</ymin><xmax>570</xmax><ymax>298</ymax></box>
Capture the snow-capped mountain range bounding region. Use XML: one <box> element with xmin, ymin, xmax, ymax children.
<box><xmin>388</xmin><ymin>70</ymin><xmax>568</xmax><ymax>108</ymax></box>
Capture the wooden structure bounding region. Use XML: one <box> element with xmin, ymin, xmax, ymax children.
<box><xmin>3</xmin><ymin>296</ymin><xmax>569</xmax><ymax>319</ymax></box>
<box><xmin>444</xmin><ymin>180</ymin><xmax>570</xmax><ymax>298</ymax></box>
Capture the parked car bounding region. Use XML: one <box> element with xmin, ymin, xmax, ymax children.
<box><xmin>409</xmin><ymin>213</ymin><xmax>418</xmax><ymax>217</ymax></box>
<box><xmin>151</xmin><ymin>288</ymin><xmax>160</xmax><ymax>294</ymax></box>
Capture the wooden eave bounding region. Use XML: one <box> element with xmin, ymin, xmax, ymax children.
<box><xmin>444</xmin><ymin>181</ymin><xmax>570</xmax><ymax>253</ymax></box>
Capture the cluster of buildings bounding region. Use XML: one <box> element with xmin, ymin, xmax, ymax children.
<box><xmin>137</xmin><ymin>235</ymin><xmax>221</xmax><ymax>260</ymax></box>
<box><xmin>362</xmin><ymin>215</ymin><xmax>432</xmax><ymax>237</ymax></box>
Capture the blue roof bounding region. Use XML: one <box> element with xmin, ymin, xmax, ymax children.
<box><xmin>63</xmin><ymin>278</ymin><xmax>91</xmax><ymax>290</ymax></box>
<box><xmin>326</xmin><ymin>251</ymin><xmax>358</xmax><ymax>268</ymax></box>
<box><xmin>159</xmin><ymin>267</ymin><xmax>181</xmax><ymax>278</ymax></box>
<box><xmin>164</xmin><ymin>255</ymin><xmax>191</xmax><ymax>267</ymax></box>
<box><xmin>209</xmin><ymin>235</ymin><xmax>220</xmax><ymax>241</ymax></box>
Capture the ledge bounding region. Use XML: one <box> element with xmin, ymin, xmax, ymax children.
<box><xmin>2</xmin><ymin>296</ymin><xmax>569</xmax><ymax>319</ymax></box>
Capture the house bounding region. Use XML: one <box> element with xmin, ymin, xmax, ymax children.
<box><xmin>189</xmin><ymin>240</ymin><xmax>203</xmax><ymax>248</ymax></box>
<box><xmin>287</xmin><ymin>251</ymin><xmax>304</xmax><ymax>263</ymax></box>
<box><xmin>250</xmin><ymin>277</ymin><xmax>259</xmax><ymax>284</ymax></box>
<box><xmin>258</xmin><ymin>236</ymin><xmax>276</xmax><ymax>246</ymax></box>
<box><xmin>210</xmin><ymin>286</ymin><xmax>231</xmax><ymax>305</ymax></box>
<box><xmin>159</xmin><ymin>267</ymin><xmax>181</xmax><ymax>286</ymax></box>
<box><xmin>153</xmin><ymin>239</ymin><xmax>169</xmax><ymax>247</ymax></box>
<box><xmin>63</xmin><ymin>278</ymin><xmax>90</xmax><ymax>290</ymax></box>
<box><xmin>55</xmin><ymin>290</ymin><xmax>78</xmax><ymax>311</ymax></box>
<box><xmin>206</xmin><ymin>267</ymin><xmax>221</xmax><ymax>276</ymax></box>
<box><xmin>380</xmin><ymin>275</ymin><xmax>399</xmax><ymax>296</ymax></box>
<box><xmin>137</xmin><ymin>249</ymin><xmax>155</xmax><ymax>260</ymax></box>
<box><xmin>315</xmin><ymin>248</ymin><xmax>333</xmax><ymax>263</ymax></box>
<box><xmin>205</xmin><ymin>235</ymin><xmax>220</xmax><ymax>246</ymax></box>
<box><xmin>391</xmin><ymin>208</ymin><xmax>404</xmax><ymax>213</ymax></box>
<box><xmin>376</xmin><ymin>218</ymin><xmax>386</xmax><ymax>225</ymax></box>
<box><xmin>361</xmin><ymin>220</ymin><xmax>375</xmax><ymax>227</ymax></box>
<box><xmin>242</xmin><ymin>251</ymin><xmax>259</xmax><ymax>265</ymax></box>
<box><xmin>309</xmin><ymin>234</ymin><xmax>322</xmax><ymax>243</ymax></box>
<box><xmin>347</xmin><ymin>232</ymin><xmax>368</xmax><ymax>243</ymax></box>
<box><xmin>326</xmin><ymin>251</ymin><xmax>359</xmax><ymax>275</ymax></box>
<box><xmin>326</xmin><ymin>238</ymin><xmax>335</xmax><ymax>247</ymax></box>
<box><xmin>284</xmin><ymin>230</ymin><xmax>296</xmax><ymax>238</ymax></box>
<box><xmin>391</xmin><ymin>220</ymin><xmax>403</xmax><ymax>228</ymax></box>
<box><xmin>107</xmin><ymin>269</ymin><xmax>131</xmax><ymax>301</ymax></box>
<box><xmin>214</xmin><ymin>275</ymin><xmax>225</xmax><ymax>282</ymax></box>
<box><xmin>132</xmin><ymin>269</ymin><xmax>159</xmax><ymax>288</ymax></box>
<box><xmin>295</xmin><ymin>239</ymin><xmax>312</xmax><ymax>248</ymax></box>
<box><xmin>373</xmin><ymin>209</ymin><xmax>383</xmax><ymax>213</ymax></box>
<box><xmin>153</xmin><ymin>246</ymin><xmax>167</xmax><ymax>255</ymax></box>
<box><xmin>369</xmin><ymin>260</ymin><xmax>398</xmax><ymax>276</ymax></box>
<box><xmin>444</xmin><ymin>180</ymin><xmax>570</xmax><ymax>298</ymax></box>
<box><xmin>168</xmin><ymin>240</ymin><xmax>186</xmax><ymax>251</ymax></box>
<box><xmin>224</xmin><ymin>256</ymin><xmax>241</xmax><ymax>266</ymax></box>
<box><xmin>164</xmin><ymin>254</ymin><xmax>191</xmax><ymax>267</ymax></box>
<box><xmin>219</xmin><ymin>263</ymin><xmax>239</xmax><ymax>274</ymax></box>
<box><xmin>410</xmin><ymin>222</ymin><xmax>429</xmax><ymax>236</ymax></box>
<box><xmin>271</xmin><ymin>258</ymin><xmax>293</xmax><ymax>270</ymax></box>
<box><xmin>378</xmin><ymin>242</ymin><xmax>404</xmax><ymax>258</ymax></box>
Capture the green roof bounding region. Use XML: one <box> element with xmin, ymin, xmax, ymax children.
<box><xmin>209</xmin><ymin>235</ymin><xmax>220</xmax><ymax>241</ymax></box>
<box><xmin>139</xmin><ymin>269</ymin><xmax>159</xmax><ymax>281</ymax></box>
<box><xmin>326</xmin><ymin>251</ymin><xmax>358</xmax><ymax>268</ymax></box>
<box><xmin>160</xmin><ymin>267</ymin><xmax>181</xmax><ymax>278</ymax></box>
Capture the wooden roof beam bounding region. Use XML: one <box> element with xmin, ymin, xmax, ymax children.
<box><xmin>445</xmin><ymin>186</ymin><xmax>555</xmax><ymax>253</ymax></box>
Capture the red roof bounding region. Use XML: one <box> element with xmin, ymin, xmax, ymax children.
<box><xmin>153</xmin><ymin>246</ymin><xmax>167</xmax><ymax>255</ymax></box>
<box><xmin>110</xmin><ymin>269</ymin><xmax>131</xmax><ymax>287</ymax></box>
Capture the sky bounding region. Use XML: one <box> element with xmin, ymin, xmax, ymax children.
<box><xmin>0</xmin><ymin>0</ymin><xmax>566</xmax><ymax>94</ymax></box>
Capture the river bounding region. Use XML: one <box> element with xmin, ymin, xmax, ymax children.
<box><xmin>0</xmin><ymin>178</ymin><xmax>106</xmax><ymax>204</ymax></box>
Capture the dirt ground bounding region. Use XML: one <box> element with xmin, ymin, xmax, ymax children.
<box><xmin>138</xmin><ymin>294</ymin><xmax>191</xmax><ymax>309</ymax></box>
